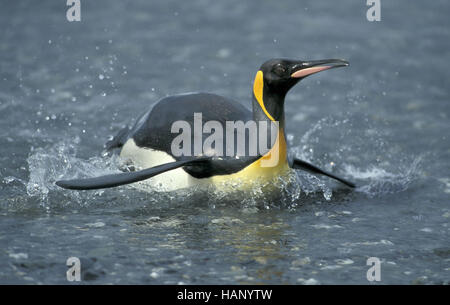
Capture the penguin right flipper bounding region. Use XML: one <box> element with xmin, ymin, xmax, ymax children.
<box><xmin>290</xmin><ymin>158</ymin><xmax>356</xmax><ymax>188</ymax></box>
<box><xmin>55</xmin><ymin>157</ymin><xmax>210</xmax><ymax>190</ymax></box>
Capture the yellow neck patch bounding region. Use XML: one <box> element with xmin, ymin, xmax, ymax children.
<box><xmin>253</xmin><ymin>70</ymin><xmax>275</xmax><ymax>121</ymax></box>
<box><xmin>211</xmin><ymin>128</ymin><xmax>290</xmax><ymax>189</ymax></box>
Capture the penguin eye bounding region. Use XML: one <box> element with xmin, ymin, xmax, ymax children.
<box><xmin>272</xmin><ymin>64</ymin><xmax>286</xmax><ymax>77</ymax></box>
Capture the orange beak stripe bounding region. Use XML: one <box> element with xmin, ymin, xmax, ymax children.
<box><xmin>291</xmin><ymin>66</ymin><xmax>332</xmax><ymax>78</ymax></box>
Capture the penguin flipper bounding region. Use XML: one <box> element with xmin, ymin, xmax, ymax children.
<box><xmin>55</xmin><ymin>157</ymin><xmax>209</xmax><ymax>190</ymax></box>
<box><xmin>290</xmin><ymin>158</ymin><xmax>356</xmax><ymax>188</ymax></box>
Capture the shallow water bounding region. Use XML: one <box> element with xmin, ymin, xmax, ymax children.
<box><xmin>1</xmin><ymin>0</ymin><xmax>449</xmax><ymax>284</ymax></box>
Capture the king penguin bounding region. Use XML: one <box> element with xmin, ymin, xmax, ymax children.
<box><xmin>56</xmin><ymin>58</ymin><xmax>355</xmax><ymax>192</ymax></box>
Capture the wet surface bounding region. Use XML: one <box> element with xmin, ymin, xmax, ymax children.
<box><xmin>0</xmin><ymin>0</ymin><xmax>449</xmax><ymax>284</ymax></box>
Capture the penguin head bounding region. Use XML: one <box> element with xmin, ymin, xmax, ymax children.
<box><xmin>252</xmin><ymin>58</ymin><xmax>348</xmax><ymax>122</ymax></box>
<box><xmin>257</xmin><ymin>58</ymin><xmax>349</xmax><ymax>97</ymax></box>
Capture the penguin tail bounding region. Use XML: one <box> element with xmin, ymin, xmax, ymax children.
<box><xmin>104</xmin><ymin>126</ymin><xmax>130</xmax><ymax>151</ymax></box>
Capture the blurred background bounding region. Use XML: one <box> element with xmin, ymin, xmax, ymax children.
<box><xmin>0</xmin><ymin>0</ymin><xmax>449</xmax><ymax>284</ymax></box>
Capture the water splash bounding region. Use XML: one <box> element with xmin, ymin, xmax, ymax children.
<box><xmin>25</xmin><ymin>139</ymin><xmax>214</xmax><ymax>209</ymax></box>
<box><xmin>23</xmin><ymin>114</ymin><xmax>422</xmax><ymax>210</ymax></box>
<box><xmin>345</xmin><ymin>156</ymin><xmax>422</xmax><ymax>197</ymax></box>
<box><xmin>26</xmin><ymin>138</ymin><xmax>121</xmax><ymax>206</ymax></box>
<box><xmin>289</xmin><ymin>114</ymin><xmax>423</xmax><ymax>200</ymax></box>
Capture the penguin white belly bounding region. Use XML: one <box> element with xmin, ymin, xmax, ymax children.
<box><xmin>119</xmin><ymin>133</ymin><xmax>293</xmax><ymax>193</ymax></box>
<box><xmin>119</xmin><ymin>139</ymin><xmax>210</xmax><ymax>192</ymax></box>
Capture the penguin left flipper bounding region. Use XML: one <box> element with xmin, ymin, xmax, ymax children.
<box><xmin>290</xmin><ymin>158</ymin><xmax>356</xmax><ymax>188</ymax></box>
<box><xmin>55</xmin><ymin>157</ymin><xmax>210</xmax><ymax>190</ymax></box>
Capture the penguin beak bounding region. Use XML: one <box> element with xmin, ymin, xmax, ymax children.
<box><xmin>290</xmin><ymin>59</ymin><xmax>349</xmax><ymax>78</ymax></box>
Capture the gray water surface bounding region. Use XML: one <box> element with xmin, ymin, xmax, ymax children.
<box><xmin>0</xmin><ymin>0</ymin><xmax>449</xmax><ymax>284</ymax></box>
